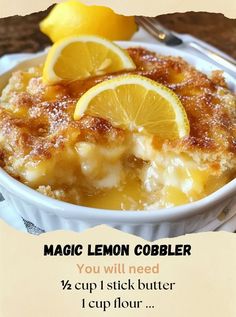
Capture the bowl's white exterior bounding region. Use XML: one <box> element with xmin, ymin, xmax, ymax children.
<box><xmin>0</xmin><ymin>42</ymin><xmax>235</xmax><ymax>240</ymax></box>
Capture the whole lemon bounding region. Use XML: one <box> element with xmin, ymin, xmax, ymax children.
<box><xmin>40</xmin><ymin>1</ymin><xmax>137</xmax><ymax>42</ymax></box>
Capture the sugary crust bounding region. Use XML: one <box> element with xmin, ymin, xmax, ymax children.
<box><xmin>0</xmin><ymin>47</ymin><xmax>235</xmax><ymax>179</ymax></box>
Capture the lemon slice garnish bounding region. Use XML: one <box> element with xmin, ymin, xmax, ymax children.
<box><xmin>74</xmin><ymin>75</ymin><xmax>190</xmax><ymax>139</ymax></box>
<box><xmin>43</xmin><ymin>35</ymin><xmax>136</xmax><ymax>84</ymax></box>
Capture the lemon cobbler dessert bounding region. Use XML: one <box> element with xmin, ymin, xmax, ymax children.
<box><xmin>0</xmin><ymin>36</ymin><xmax>235</xmax><ymax>210</ymax></box>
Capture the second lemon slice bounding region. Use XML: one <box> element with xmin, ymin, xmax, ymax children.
<box><xmin>43</xmin><ymin>35</ymin><xmax>136</xmax><ymax>84</ymax></box>
<box><xmin>74</xmin><ymin>75</ymin><xmax>190</xmax><ymax>139</ymax></box>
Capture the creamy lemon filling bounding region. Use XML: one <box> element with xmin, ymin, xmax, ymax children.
<box><xmin>18</xmin><ymin>134</ymin><xmax>232</xmax><ymax>210</ymax></box>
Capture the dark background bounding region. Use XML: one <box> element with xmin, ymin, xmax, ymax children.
<box><xmin>0</xmin><ymin>7</ymin><xmax>235</xmax><ymax>59</ymax></box>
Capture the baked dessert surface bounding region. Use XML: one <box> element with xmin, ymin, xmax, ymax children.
<box><xmin>0</xmin><ymin>47</ymin><xmax>235</xmax><ymax>210</ymax></box>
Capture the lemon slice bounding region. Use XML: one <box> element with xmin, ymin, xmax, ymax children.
<box><xmin>43</xmin><ymin>35</ymin><xmax>136</xmax><ymax>84</ymax></box>
<box><xmin>74</xmin><ymin>75</ymin><xmax>190</xmax><ymax>139</ymax></box>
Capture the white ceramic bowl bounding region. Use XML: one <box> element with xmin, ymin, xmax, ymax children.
<box><xmin>0</xmin><ymin>41</ymin><xmax>236</xmax><ymax>240</ymax></box>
